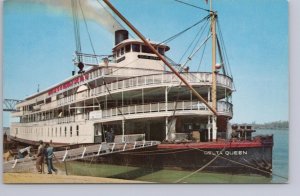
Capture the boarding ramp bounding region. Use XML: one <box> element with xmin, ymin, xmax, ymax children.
<box><xmin>3</xmin><ymin>141</ymin><xmax>160</xmax><ymax>173</ymax></box>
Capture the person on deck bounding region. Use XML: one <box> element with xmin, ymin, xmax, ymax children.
<box><xmin>110</xmin><ymin>128</ymin><xmax>115</xmax><ymax>142</ymax></box>
<box><xmin>45</xmin><ymin>142</ymin><xmax>58</xmax><ymax>174</ymax></box>
<box><xmin>36</xmin><ymin>140</ymin><xmax>44</xmax><ymax>174</ymax></box>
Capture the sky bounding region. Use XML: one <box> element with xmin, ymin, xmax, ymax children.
<box><xmin>2</xmin><ymin>0</ymin><xmax>288</xmax><ymax>126</ymax></box>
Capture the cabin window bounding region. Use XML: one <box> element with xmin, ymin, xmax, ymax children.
<box><xmin>125</xmin><ymin>44</ymin><xmax>131</xmax><ymax>53</ymax></box>
<box><xmin>116</xmin><ymin>50</ymin><xmax>120</xmax><ymax>57</ymax></box>
<box><xmin>48</xmin><ymin>128</ymin><xmax>49</xmax><ymax>137</ymax></box>
<box><xmin>120</xmin><ymin>47</ymin><xmax>125</xmax><ymax>55</ymax></box>
<box><xmin>16</xmin><ymin>128</ymin><xmax>18</xmax><ymax>135</ymax></box>
<box><xmin>55</xmin><ymin>128</ymin><xmax>57</xmax><ymax>137</ymax></box>
<box><xmin>45</xmin><ymin>97</ymin><xmax>51</xmax><ymax>104</ymax></box>
<box><xmin>116</xmin><ymin>56</ymin><xmax>125</xmax><ymax>63</ymax></box>
<box><xmin>70</xmin><ymin>126</ymin><xmax>72</xmax><ymax>137</ymax></box>
<box><xmin>65</xmin><ymin>127</ymin><xmax>67</xmax><ymax>137</ymax></box>
<box><xmin>76</xmin><ymin>125</ymin><xmax>79</xmax><ymax>136</ymax></box>
<box><xmin>60</xmin><ymin>127</ymin><xmax>62</xmax><ymax>137</ymax></box>
<box><xmin>132</xmin><ymin>44</ymin><xmax>140</xmax><ymax>52</ymax></box>
<box><xmin>142</xmin><ymin>45</ymin><xmax>153</xmax><ymax>54</ymax></box>
<box><xmin>137</xmin><ymin>55</ymin><xmax>160</xmax><ymax>60</ymax></box>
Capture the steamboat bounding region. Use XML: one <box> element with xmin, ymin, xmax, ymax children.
<box><xmin>8</xmin><ymin>0</ymin><xmax>273</xmax><ymax>176</ymax></box>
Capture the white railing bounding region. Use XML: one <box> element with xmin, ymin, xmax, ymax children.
<box><xmin>56</xmin><ymin>73</ymin><xmax>232</xmax><ymax>107</ymax></box>
<box><xmin>100</xmin><ymin>101</ymin><xmax>232</xmax><ymax>119</ymax></box>
<box><xmin>18</xmin><ymin>72</ymin><xmax>232</xmax><ymax>121</ymax></box>
<box><xmin>114</xmin><ymin>134</ymin><xmax>146</xmax><ymax>143</ymax></box>
<box><xmin>90</xmin><ymin>73</ymin><xmax>214</xmax><ymax>97</ymax></box>
<box><xmin>57</xmin><ymin>116</ymin><xmax>76</xmax><ymax>124</ymax></box>
<box><xmin>75</xmin><ymin>54</ymin><xmax>105</xmax><ymax>66</ymax></box>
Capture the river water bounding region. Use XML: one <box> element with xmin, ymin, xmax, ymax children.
<box><xmin>61</xmin><ymin>129</ymin><xmax>288</xmax><ymax>183</ymax></box>
<box><xmin>254</xmin><ymin>129</ymin><xmax>289</xmax><ymax>183</ymax></box>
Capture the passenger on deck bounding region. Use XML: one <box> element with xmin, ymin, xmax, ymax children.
<box><xmin>110</xmin><ymin>128</ymin><xmax>115</xmax><ymax>142</ymax></box>
<box><xmin>106</xmin><ymin>129</ymin><xmax>115</xmax><ymax>143</ymax></box>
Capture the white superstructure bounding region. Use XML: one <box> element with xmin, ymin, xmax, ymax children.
<box><xmin>10</xmin><ymin>30</ymin><xmax>233</xmax><ymax>145</ymax></box>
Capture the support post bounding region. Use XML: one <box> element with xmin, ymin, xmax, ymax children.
<box><xmin>207</xmin><ymin>116</ymin><xmax>211</xmax><ymax>141</ymax></box>
<box><xmin>165</xmin><ymin>86</ymin><xmax>168</xmax><ymax>112</ymax></box>
<box><xmin>212</xmin><ymin>115</ymin><xmax>217</xmax><ymax>141</ymax></box>
<box><xmin>122</xmin><ymin>119</ymin><xmax>125</xmax><ymax>143</ymax></box>
<box><xmin>210</xmin><ymin>1</ymin><xmax>218</xmax><ymax>141</ymax></box>
<box><xmin>165</xmin><ymin>117</ymin><xmax>169</xmax><ymax>141</ymax></box>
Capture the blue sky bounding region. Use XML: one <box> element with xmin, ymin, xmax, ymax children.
<box><xmin>2</xmin><ymin>0</ymin><xmax>288</xmax><ymax>126</ymax></box>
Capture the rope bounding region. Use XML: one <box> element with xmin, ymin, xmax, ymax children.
<box><xmin>174</xmin><ymin>147</ymin><xmax>226</xmax><ymax>183</ymax></box>
<box><xmin>71</xmin><ymin>0</ymin><xmax>82</xmax><ymax>61</ymax></box>
<box><xmin>158</xmin><ymin>15</ymin><xmax>210</xmax><ymax>46</ymax></box>
<box><xmin>196</xmin><ymin>28</ymin><xmax>210</xmax><ymax>71</ymax></box>
<box><xmin>190</xmin><ymin>147</ymin><xmax>288</xmax><ymax>180</ymax></box>
<box><xmin>78</xmin><ymin>0</ymin><xmax>97</xmax><ymax>57</ymax></box>
<box><xmin>216</xmin><ymin>18</ymin><xmax>235</xmax><ymax>89</ymax></box>
<box><xmin>178</xmin><ymin>19</ymin><xmax>210</xmax><ymax>64</ymax></box>
<box><xmin>174</xmin><ymin>0</ymin><xmax>211</xmax><ymax>13</ymax></box>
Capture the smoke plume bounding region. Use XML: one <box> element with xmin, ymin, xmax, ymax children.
<box><xmin>9</xmin><ymin>0</ymin><xmax>123</xmax><ymax>32</ymax></box>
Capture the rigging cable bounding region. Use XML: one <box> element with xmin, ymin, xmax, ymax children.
<box><xmin>174</xmin><ymin>0</ymin><xmax>211</xmax><ymax>13</ymax></box>
<box><xmin>216</xmin><ymin>18</ymin><xmax>235</xmax><ymax>90</ymax></box>
<box><xmin>71</xmin><ymin>0</ymin><xmax>82</xmax><ymax>61</ymax></box>
<box><xmin>174</xmin><ymin>147</ymin><xmax>226</xmax><ymax>183</ymax></box>
<box><xmin>178</xmin><ymin>18</ymin><xmax>210</xmax><ymax>64</ymax></box>
<box><xmin>180</xmin><ymin>32</ymin><xmax>212</xmax><ymax>70</ymax></box>
<box><xmin>216</xmin><ymin>35</ymin><xmax>227</xmax><ymax>75</ymax></box>
<box><xmin>216</xmin><ymin>18</ymin><xmax>236</xmax><ymax>85</ymax></box>
<box><xmin>157</xmin><ymin>15</ymin><xmax>211</xmax><ymax>46</ymax></box>
<box><xmin>78</xmin><ymin>0</ymin><xmax>97</xmax><ymax>57</ymax></box>
<box><xmin>196</xmin><ymin>28</ymin><xmax>211</xmax><ymax>71</ymax></box>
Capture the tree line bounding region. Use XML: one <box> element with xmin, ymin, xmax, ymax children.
<box><xmin>251</xmin><ymin>120</ymin><xmax>289</xmax><ymax>129</ymax></box>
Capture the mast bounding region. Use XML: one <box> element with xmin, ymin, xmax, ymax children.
<box><xmin>103</xmin><ymin>0</ymin><xmax>218</xmax><ymax>116</ymax></box>
<box><xmin>210</xmin><ymin>0</ymin><xmax>218</xmax><ymax>141</ymax></box>
<box><xmin>211</xmin><ymin>1</ymin><xmax>217</xmax><ymax>111</ymax></box>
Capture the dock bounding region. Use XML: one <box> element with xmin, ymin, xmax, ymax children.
<box><xmin>3</xmin><ymin>173</ymin><xmax>148</xmax><ymax>183</ymax></box>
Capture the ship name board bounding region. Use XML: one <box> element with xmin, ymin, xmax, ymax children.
<box><xmin>48</xmin><ymin>74</ymin><xmax>89</xmax><ymax>95</ymax></box>
<box><xmin>203</xmin><ymin>150</ymin><xmax>248</xmax><ymax>156</ymax></box>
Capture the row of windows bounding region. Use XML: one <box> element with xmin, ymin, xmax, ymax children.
<box><xmin>115</xmin><ymin>43</ymin><xmax>165</xmax><ymax>58</ymax></box>
<box><xmin>16</xmin><ymin>125</ymin><xmax>80</xmax><ymax>138</ymax></box>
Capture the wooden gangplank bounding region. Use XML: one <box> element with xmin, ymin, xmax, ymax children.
<box><xmin>3</xmin><ymin>141</ymin><xmax>160</xmax><ymax>173</ymax></box>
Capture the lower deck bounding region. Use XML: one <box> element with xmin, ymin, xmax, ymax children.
<box><xmin>10</xmin><ymin>115</ymin><xmax>231</xmax><ymax>145</ymax></box>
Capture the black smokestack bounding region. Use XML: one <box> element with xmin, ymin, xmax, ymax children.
<box><xmin>115</xmin><ymin>30</ymin><xmax>129</xmax><ymax>45</ymax></box>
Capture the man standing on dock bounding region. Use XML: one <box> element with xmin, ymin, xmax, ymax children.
<box><xmin>36</xmin><ymin>140</ymin><xmax>44</xmax><ymax>174</ymax></box>
<box><xmin>45</xmin><ymin>141</ymin><xmax>57</xmax><ymax>174</ymax></box>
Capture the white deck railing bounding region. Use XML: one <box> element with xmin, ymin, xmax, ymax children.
<box><xmin>56</xmin><ymin>73</ymin><xmax>232</xmax><ymax>107</ymax></box>
<box><xmin>101</xmin><ymin>100</ymin><xmax>232</xmax><ymax>119</ymax></box>
<box><xmin>12</xmin><ymin>101</ymin><xmax>232</xmax><ymax>127</ymax></box>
